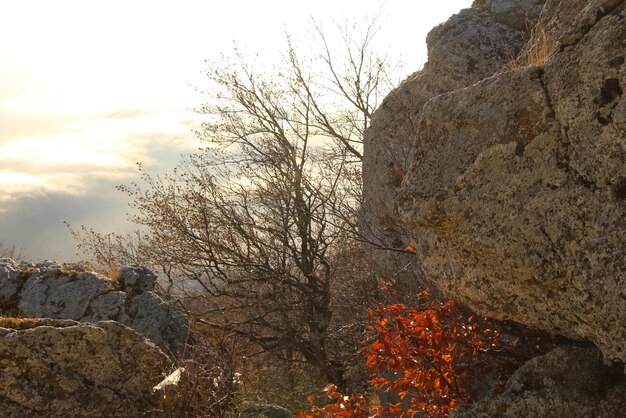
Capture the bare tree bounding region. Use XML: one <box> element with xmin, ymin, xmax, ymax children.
<box><xmin>0</xmin><ymin>240</ymin><xmax>22</xmax><ymax>260</ymax></box>
<box><xmin>71</xmin><ymin>18</ymin><xmax>394</xmax><ymax>390</ymax></box>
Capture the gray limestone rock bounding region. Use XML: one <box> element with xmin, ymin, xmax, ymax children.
<box><xmin>452</xmin><ymin>347</ymin><xmax>626</xmax><ymax>417</ymax></box>
<box><xmin>127</xmin><ymin>291</ymin><xmax>190</xmax><ymax>356</ymax></box>
<box><xmin>83</xmin><ymin>290</ymin><xmax>128</xmax><ymax>322</ymax></box>
<box><xmin>0</xmin><ymin>319</ymin><xmax>168</xmax><ymax>417</ymax></box>
<box><xmin>362</xmin><ymin>0</ymin><xmax>626</xmax><ymax>364</ymax></box>
<box><xmin>118</xmin><ymin>265</ymin><xmax>157</xmax><ymax>295</ymax></box>
<box><xmin>19</xmin><ymin>270</ymin><xmax>112</xmax><ymax>319</ymax></box>
<box><xmin>0</xmin><ymin>260</ymin><xmax>189</xmax><ymax>356</ymax></box>
<box><xmin>0</xmin><ymin>259</ymin><xmax>22</xmax><ymax>304</ymax></box>
<box><xmin>473</xmin><ymin>0</ymin><xmax>546</xmax><ymax>30</ymax></box>
<box><xmin>391</xmin><ymin>0</ymin><xmax>626</xmax><ymax>363</ymax></box>
<box><xmin>362</xmin><ymin>0</ymin><xmax>539</xmax><ymax>293</ymax></box>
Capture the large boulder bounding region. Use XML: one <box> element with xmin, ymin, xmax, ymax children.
<box><xmin>0</xmin><ymin>260</ymin><xmax>189</xmax><ymax>356</ymax></box>
<box><xmin>364</xmin><ymin>0</ymin><xmax>626</xmax><ymax>363</ymax></box>
<box><xmin>0</xmin><ymin>319</ymin><xmax>167</xmax><ymax>417</ymax></box>
<box><xmin>397</xmin><ymin>0</ymin><xmax>626</xmax><ymax>363</ymax></box>
<box><xmin>362</xmin><ymin>0</ymin><xmax>544</xmax><ymax>293</ymax></box>
<box><xmin>472</xmin><ymin>0</ymin><xmax>545</xmax><ymax>30</ymax></box>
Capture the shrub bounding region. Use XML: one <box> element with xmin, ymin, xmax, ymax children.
<box><xmin>153</xmin><ymin>330</ymin><xmax>238</xmax><ymax>417</ymax></box>
<box><xmin>298</xmin><ymin>289</ymin><xmax>561</xmax><ymax>417</ymax></box>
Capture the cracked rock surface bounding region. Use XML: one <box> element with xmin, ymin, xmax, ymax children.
<box><xmin>364</xmin><ymin>0</ymin><xmax>626</xmax><ymax>363</ymax></box>
<box><xmin>362</xmin><ymin>0</ymin><xmax>544</xmax><ymax>295</ymax></box>
<box><xmin>0</xmin><ymin>319</ymin><xmax>167</xmax><ymax>417</ymax></box>
<box><xmin>0</xmin><ymin>260</ymin><xmax>189</xmax><ymax>356</ymax></box>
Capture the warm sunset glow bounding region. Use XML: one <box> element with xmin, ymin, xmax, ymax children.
<box><xmin>0</xmin><ymin>172</ymin><xmax>45</xmax><ymax>187</ymax></box>
<box><xmin>0</xmin><ymin>0</ymin><xmax>473</xmax><ymax>259</ymax></box>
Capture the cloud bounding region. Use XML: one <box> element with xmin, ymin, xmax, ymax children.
<box><xmin>0</xmin><ymin>107</ymin><xmax>205</xmax><ymax>204</ymax></box>
<box><xmin>0</xmin><ymin>105</ymin><xmax>208</xmax><ymax>260</ymax></box>
<box><xmin>104</xmin><ymin>109</ymin><xmax>156</xmax><ymax>120</ymax></box>
<box><xmin>0</xmin><ymin>179</ymin><xmax>135</xmax><ymax>261</ymax></box>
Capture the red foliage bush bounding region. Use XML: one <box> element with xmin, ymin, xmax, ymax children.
<box><xmin>298</xmin><ymin>289</ymin><xmax>559</xmax><ymax>417</ymax></box>
<box><xmin>297</xmin><ymin>384</ymin><xmax>369</xmax><ymax>418</ymax></box>
<box><xmin>365</xmin><ymin>292</ymin><xmax>497</xmax><ymax>417</ymax></box>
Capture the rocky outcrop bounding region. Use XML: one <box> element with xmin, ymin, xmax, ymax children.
<box><xmin>0</xmin><ymin>319</ymin><xmax>167</xmax><ymax>417</ymax></box>
<box><xmin>452</xmin><ymin>347</ymin><xmax>626</xmax><ymax>417</ymax></box>
<box><xmin>362</xmin><ymin>0</ymin><xmax>545</xmax><ymax>293</ymax></box>
<box><xmin>0</xmin><ymin>259</ymin><xmax>189</xmax><ymax>356</ymax></box>
<box><xmin>364</xmin><ymin>0</ymin><xmax>626</xmax><ymax>365</ymax></box>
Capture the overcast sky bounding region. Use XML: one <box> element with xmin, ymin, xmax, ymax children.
<box><xmin>0</xmin><ymin>0</ymin><xmax>473</xmax><ymax>261</ymax></box>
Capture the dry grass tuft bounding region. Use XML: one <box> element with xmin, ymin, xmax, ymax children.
<box><xmin>103</xmin><ymin>266</ymin><xmax>122</xmax><ymax>287</ymax></box>
<box><xmin>0</xmin><ymin>317</ymin><xmax>42</xmax><ymax>330</ymax></box>
<box><xmin>505</xmin><ymin>26</ymin><xmax>557</xmax><ymax>71</ymax></box>
<box><xmin>18</xmin><ymin>267</ymin><xmax>36</xmax><ymax>282</ymax></box>
<box><xmin>59</xmin><ymin>267</ymin><xmax>81</xmax><ymax>278</ymax></box>
<box><xmin>59</xmin><ymin>261</ymin><xmax>122</xmax><ymax>292</ymax></box>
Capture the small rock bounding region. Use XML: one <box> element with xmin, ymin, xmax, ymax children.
<box><xmin>118</xmin><ymin>266</ymin><xmax>157</xmax><ymax>295</ymax></box>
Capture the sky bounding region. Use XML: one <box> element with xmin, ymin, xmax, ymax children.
<box><xmin>0</xmin><ymin>0</ymin><xmax>473</xmax><ymax>261</ymax></box>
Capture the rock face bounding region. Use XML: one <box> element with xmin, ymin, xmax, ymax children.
<box><xmin>0</xmin><ymin>319</ymin><xmax>167</xmax><ymax>417</ymax></box>
<box><xmin>452</xmin><ymin>347</ymin><xmax>626</xmax><ymax>418</ymax></box>
<box><xmin>0</xmin><ymin>259</ymin><xmax>189</xmax><ymax>356</ymax></box>
<box><xmin>362</xmin><ymin>0</ymin><xmax>545</xmax><ymax>293</ymax></box>
<box><xmin>364</xmin><ymin>0</ymin><xmax>626</xmax><ymax>365</ymax></box>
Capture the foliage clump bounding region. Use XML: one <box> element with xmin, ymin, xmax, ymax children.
<box><xmin>298</xmin><ymin>289</ymin><xmax>561</xmax><ymax>417</ymax></box>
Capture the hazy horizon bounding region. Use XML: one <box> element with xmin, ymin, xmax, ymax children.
<box><xmin>0</xmin><ymin>0</ymin><xmax>473</xmax><ymax>261</ymax></box>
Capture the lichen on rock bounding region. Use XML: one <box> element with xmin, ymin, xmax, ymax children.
<box><xmin>0</xmin><ymin>259</ymin><xmax>189</xmax><ymax>356</ymax></box>
<box><xmin>363</xmin><ymin>0</ymin><xmax>626</xmax><ymax>367</ymax></box>
<box><xmin>0</xmin><ymin>319</ymin><xmax>168</xmax><ymax>417</ymax></box>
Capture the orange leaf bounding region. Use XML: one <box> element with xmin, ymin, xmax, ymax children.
<box><xmin>323</xmin><ymin>383</ymin><xmax>336</xmax><ymax>396</ymax></box>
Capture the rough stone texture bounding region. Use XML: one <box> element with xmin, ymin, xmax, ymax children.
<box><xmin>531</xmin><ymin>0</ymin><xmax>624</xmax><ymax>48</ymax></box>
<box><xmin>19</xmin><ymin>268</ymin><xmax>121</xmax><ymax>320</ymax></box>
<box><xmin>0</xmin><ymin>258</ymin><xmax>21</xmax><ymax>304</ymax></box>
<box><xmin>119</xmin><ymin>265</ymin><xmax>157</xmax><ymax>295</ymax></box>
<box><xmin>0</xmin><ymin>319</ymin><xmax>168</xmax><ymax>417</ymax></box>
<box><xmin>364</xmin><ymin>0</ymin><xmax>626</xmax><ymax>363</ymax></box>
<box><xmin>362</xmin><ymin>0</ymin><xmax>541</xmax><ymax>293</ymax></box>
<box><xmin>364</xmin><ymin>0</ymin><xmax>626</xmax><ymax>362</ymax></box>
<box><xmin>0</xmin><ymin>259</ymin><xmax>189</xmax><ymax>356</ymax></box>
<box><xmin>472</xmin><ymin>0</ymin><xmax>545</xmax><ymax>30</ymax></box>
<box><xmin>452</xmin><ymin>347</ymin><xmax>626</xmax><ymax>418</ymax></box>
<box><xmin>127</xmin><ymin>291</ymin><xmax>190</xmax><ymax>356</ymax></box>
